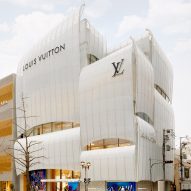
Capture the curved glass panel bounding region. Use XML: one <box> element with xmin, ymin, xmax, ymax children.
<box><xmin>84</xmin><ymin>138</ymin><xmax>133</xmax><ymax>151</ymax></box>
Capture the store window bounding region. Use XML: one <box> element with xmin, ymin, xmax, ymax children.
<box><xmin>155</xmin><ymin>84</ymin><xmax>170</xmax><ymax>103</ymax></box>
<box><xmin>85</xmin><ymin>138</ymin><xmax>132</xmax><ymax>151</ymax></box>
<box><xmin>136</xmin><ymin>112</ymin><xmax>153</xmax><ymax>125</ymax></box>
<box><xmin>28</xmin><ymin>121</ymin><xmax>80</xmax><ymax>136</ymax></box>
<box><xmin>184</xmin><ymin>168</ymin><xmax>190</xmax><ymax>179</ymax></box>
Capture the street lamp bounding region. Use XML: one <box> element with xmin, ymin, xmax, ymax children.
<box><xmin>81</xmin><ymin>161</ymin><xmax>91</xmax><ymax>191</ymax></box>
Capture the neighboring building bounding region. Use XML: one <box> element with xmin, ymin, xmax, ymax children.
<box><xmin>175</xmin><ymin>144</ymin><xmax>191</xmax><ymax>191</ymax></box>
<box><xmin>14</xmin><ymin>8</ymin><xmax>174</xmax><ymax>191</ymax></box>
<box><xmin>0</xmin><ymin>74</ymin><xmax>16</xmax><ymax>191</ymax></box>
<box><xmin>174</xmin><ymin>157</ymin><xmax>181</xmax><ymax>191</ymax></box>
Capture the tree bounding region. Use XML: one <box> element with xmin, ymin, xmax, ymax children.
<box><xmin>8</xmin><ymin>95</ymin><xmax>44</xmax><ymax>191</ymax></box>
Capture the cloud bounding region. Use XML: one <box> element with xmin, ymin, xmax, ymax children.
<box><xmin>116</xmin><ymin>0</ymin><xmax>191</xmax><ymax>137</ymax></box>
<box><xmin>116</xmin><ymin>15</ymin><xmax>148</xmax><ymax>37</ymax></box>
<box><xmin>116</xmin><ymin>0</ymin><xmax>191</xmax><ymax>37</ymax></box>
<box><xmin>0</xmin><ymin>11</ymin><xmax>65</xmax><ymax>78</ymax></box>
<box><xmin>0</xmin><ymin>0</ymin><xmax>56</xmax><ymax>12</ymax></box>
<box><xmin>0</xmin><ymin>23</ymin><xmax>10</xmax><ymax>32</ymax></box>
<box><xmin>85</xmin><ymin>0</ymin><xmax>112</xmax><ymax>18</ymax></box>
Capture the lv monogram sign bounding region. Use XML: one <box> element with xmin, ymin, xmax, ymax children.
<box><xmin>111</xmin><ymin>59</ymin><xmax>124</xmax><ymax>77</ymax></box>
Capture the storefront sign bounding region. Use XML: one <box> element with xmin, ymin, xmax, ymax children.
<box><xmin>23</xmin><ymin>43</ymin><xmax>65</xmax><ymax>72</ymax></box>
<box><xmin>107</xmin><ymin>182</ymin><xmax>136</xmax><ymax>191</ymax></box>
<box><xmin>112</xmin><ymin>59</ymin><xmax>124</xmax><ymax>77</ymax></box>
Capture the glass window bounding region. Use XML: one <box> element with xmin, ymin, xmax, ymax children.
<box><xmin>184</xmin><ymin>168</ymin><xmax>189</xmax><ymax>179</ymax></box>
<box><xmin>88</xmin><ymin>54</ymin><xmax>98</xmax><ymax>64</ymax></box>
<box><xmin>136</xmin><ymin>112</ymin><xmax>152</xmax><ymax>125</ymax></box>
<box><xmin>85</xmin><ymin>138</ymin><xmax>131</xmax><ymax>151</ymax></box>
<box><xmin>42</xmin><ymin>123</ymin><xmax>52</xmax><ymax>134</ymax></box>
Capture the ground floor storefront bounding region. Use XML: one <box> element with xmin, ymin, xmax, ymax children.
<box><xmin>0</xmin><ymin>181</ymin><xmax>12</xmax><ymax>191</ymax></box>
<box><xmin>19</xmin><ymin>169</ymin><xmax>80</xmax><ymax>191</ymax></box>
<box><xmin>17</xmin><ymin>169</ymin><xmax>173</xmax><ymax>191</ymax></box>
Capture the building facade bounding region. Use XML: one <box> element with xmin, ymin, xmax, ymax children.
<box><xmin>14</xmin><ymin>8</ymin><xmax>174</xmax><ymax>191</ymax></box>
<box><xmin>0</xmin><ymin>74</ymin><xmax>16</xmax><ymax>191</ymax></box>
<box><xmin>175</xmin><ymin>141</ymin><xmax>191</xmax><ymax>191</ymax></box>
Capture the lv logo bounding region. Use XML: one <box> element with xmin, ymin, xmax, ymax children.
<box><xmin>111</xmin><ymin>59</ymin><xmax>124</xmax><ymax>77</ymax></box>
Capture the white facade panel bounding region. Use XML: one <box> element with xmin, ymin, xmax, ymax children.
<box><xmin>86</xmin><ymin>21</ymin><xmax>107</xmax><ymax>60</ymax></box>
<box><xmin>152</xmin><ymin>38</ymin><xmax>173</xmax><ymax>101</ymax></box>
<box><xmin>80</xmin><ymin>19</ymin><xmax>107</xmax><ymax>69</ymax></box>
<box><xmin>16</xmin><ymin>11</ymin><xmax>81</xmax><ymax>134</ymax></box>
<box><xmin>14</xmin><ymin>128</ymin><xmax>80</xmax><ymax>175</ymax></box>
<box><xmin>81</xmin><ymin>146</ymin><xmax>136</xmax><ymax>181</ymax></box>
<box><xmin>80</xmin><ymin>45</ymin><xmax>135</xmax><ymax>149</ymax></box>
<box><xmin>136</xmin><ymin>35</ymin><xmax>173</xmax><ymax>101</ymax></box>
<box><xmin>135</xmin><ymin>46</ymin><xmax>154</xmax><ymax>121</ymax></box>
<box><xmin>154</xmin><ymin>90</ymin><xmax>174</xmax><ymax>146</ymax></box>
<box><xmin>136</xmin><ymin>116</ymin><xmax>163</xmax><ymax>182</ymax></box>
<box><xmin>154</xmin><ymin>90</ymin><xmax>174</xmax><ymax>181</ymax></box>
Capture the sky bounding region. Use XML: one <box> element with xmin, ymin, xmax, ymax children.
<box><xmin>0</xmin><ymin>0</ymin><xmax>191</xmax><ymax>141</ymax></box>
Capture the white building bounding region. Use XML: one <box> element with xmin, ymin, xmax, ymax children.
<box><xmin>15</xmin><ymin>8</ymin><xmax>174</xmax><ymax>191</ymax></box>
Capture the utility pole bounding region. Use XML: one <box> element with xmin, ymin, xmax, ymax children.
<box><xmin>163</xmin><ymin>129</ymin><xmax>166</xmax><ymax>189</ymax></box>
<box><xmin>162</xmin><ymin>129</ymin><xmax>174</xmax><ymax>190</ymax></box>
<box><xmin>180</xmin><ymin>137</ymin><xmax>183</xmax><ymax>190</ymax></box>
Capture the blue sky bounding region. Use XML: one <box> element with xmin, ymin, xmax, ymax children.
<box><xmin>0</xmin><ymin>0</ymin><xmax>191</xmax><ymax>141</ymax></box>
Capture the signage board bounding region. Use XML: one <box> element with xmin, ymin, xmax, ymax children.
<box><xmin>107</xmin><ymin>182</ymin><xmax>136</xmax><ymax>191</ymax></box>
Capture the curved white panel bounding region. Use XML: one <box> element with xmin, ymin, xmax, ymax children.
<box><xmin>136</xmin><ymin>117</ymin><xmax>163</xmax><ymax>182</ymax></box>
<box><xmin>80</xmin><ymin>45</ymin><xmax>135</xmax><ymax>149</ymax></box>
<box><xmin>135</xmin><ymin>46</ymin><xmax>154</xmax><ymax>121</ymax></box>
<box><xmin>152</xmin><ymin>38</ymin><xmax>173</xmax><ymax>101</ymax></box>
<box><xmin>14</xmin><ymin>128</ymin><xmax>80</xmax><ymax>175</ymax></box>
<box><xmin>16</xmin><ymin>11</ymin><xmax>81</xmax><ymax>135</ymax></box>
<box><xmin>136</xmin><ymin>35</ymin><xmax>173</xmax><ymax>101</ymax></box>
<box><xmin>80</xmin><ymin>146</ymin><xmax>136</xmax><ymax>181</ymax></box>
<box><xmin>154</xmin><ymin>90</ymin><xmax>174</xmax><ymax>181</ymax></box>
<box><xmin>135</xmin><ymin>35</ymin><xmax>150</xmax><ymax>60</ymax></box>
<box><xmin>154</xmin><ymin>90</ymin><xmax>175</xmax><ymax>146</ymax></box>
<box><xmin>80</xmin><ymin>20</ymin><xmax>107</xmax><ymax>69</ymax></box>
<box><xmin>87</xmin><ymin>21</ymin><xmax>107</xmax><ymax>60</ymax></box>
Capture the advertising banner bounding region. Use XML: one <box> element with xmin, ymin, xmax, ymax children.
<box><xmin>67</xmin><ymin>182</ymin><xmax>80</xmax><ymax>191</ymax></box>
<box><xmin>29</xmin><ymin>169</ymin><xmax>46</xmax><ymax>191</ymax></box>
<box><xmin>107</xmin><ymin>182</ymin><xmax>136</xmax><ymax>191</ymax></box>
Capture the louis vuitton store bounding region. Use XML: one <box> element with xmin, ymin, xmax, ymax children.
<box><xmin>14</xmin><ymin>8</ymin><xmax>174</xmax><ymax>191</ymax></box>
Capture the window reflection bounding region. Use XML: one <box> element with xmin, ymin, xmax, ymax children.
<box><xmin>155</xmin><ymin>84</ymin><xmax>170</xmax><ymax>103</ymax></box>
<box><xmin>136</xmin><ymin>112</ymin><xmax>152</xmax><ymax>125</ymax></box>
<box><xmin>85</xmin><ymin>138</ymin><xmax>132</xmax><ymax>151</ymax></box>
<box><xmin>31</xmin><ymin>122</ymin><xmax>80</xmax><ymax>136</ymax></box>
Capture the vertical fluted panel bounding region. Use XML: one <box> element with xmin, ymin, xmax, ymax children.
<box><xmin>80</xmin><ymin>45</ymin><xmax>135</xmax><ymax>149</ymax></box>
<box><xmin>14</xmin><ymin>128</ymin><xmax>80</xmax><ymax>175</ymax></box>
<box><xmin>80</xmin><ymin>146</ymin><xmax>136</xmax><ymax>181</ymax></box>
<box><xmin>136</xmin><ymin>117</ymin><xmax>163</xmax><ymax>181</ymax></box>
<box><xmin>136</xmin><ymin>35</ymin><xmax>173</xmax><ymax>101</ymax></box>
<box><xmin>154</xmin><ymin>90</ymin><xmax>174</xmax><ymax>181</ymax></box>
<box><xmin>152</xmin><ymin>38</ymin><xmax>173</xmax><ymax>101</ymax></box>
<box><xmin>135</xmin><ymin>46</ymin><xmax>154</xmax><ymax>121</ymax></box>
<box><xmin>16</xmin><ymin>11</ymin><xmax>81</xmax><ymax>135</ymax></box>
